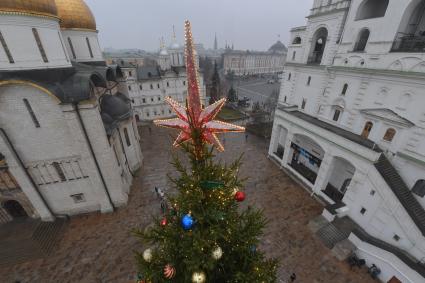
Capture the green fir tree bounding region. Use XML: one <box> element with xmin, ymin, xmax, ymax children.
<box><xmin>133</xmin><ymin>133</ymin><xmax>278</xmax><ymax>283</ymax></box>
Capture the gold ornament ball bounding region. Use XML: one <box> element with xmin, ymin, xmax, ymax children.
<box><xmin>212</xmin><ymin>246</ymin><xmax>223</xmax><ymax>260</ymax></box>
<box><xmin>192</xmin><ymin>271</ymin><xmax>206</xmax><ymax>283</ymax></box>
<box><xmin>143</xmin><ymin>248</ymin><xmax>153</xmax><ymax>262</ymax></box>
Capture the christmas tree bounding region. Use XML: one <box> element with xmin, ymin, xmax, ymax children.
<box><xmin>134</xmin><ymin>21</ymin><xmax>278</xmax><ymax>283</ymax></box>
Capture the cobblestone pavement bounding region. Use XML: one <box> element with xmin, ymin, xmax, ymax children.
<box><xmin>0</xmin><ymin>126</ymin><xmax>376</xmax><ymax>283</ymax></box>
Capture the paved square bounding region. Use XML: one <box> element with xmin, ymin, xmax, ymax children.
<box><xmin>0</xmin><ymin>126</ymin><xmax>375</xmax><ymax>283</ymax></box>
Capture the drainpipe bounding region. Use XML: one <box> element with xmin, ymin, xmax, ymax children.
<box><xmin>0</xmin><ymin>128</ymin><xmax>54</xmax><ymax>219</ymax></box>
<box><xmin>74</xmin><ymin>103</ymin><xmax>115</xmax><ymax>211</ymax></box>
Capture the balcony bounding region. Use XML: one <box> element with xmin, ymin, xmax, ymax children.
<box><xmin>391</xmin><ymin>33</ymin><xmax>425</xmax><ymax>53</ymax></box>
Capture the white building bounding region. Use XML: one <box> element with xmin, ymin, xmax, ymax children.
<box><xmin>269</xmin><ymin>1</ymin><xmax>425</xmax><ymax>282</ymax></box>
<box><xmin>122</xmin><ymin>39</ymin><xmax>206</xmax><ymax>122</ymax></box>
<box><xmin>223</xmin><ymin>41</ymin><xmax>287</xmax><ymax>76</ymax></box>
<box><xmin>0</xmin><ymin>0</ymin><xmax>142</xmax><ymax>223</ymax></box>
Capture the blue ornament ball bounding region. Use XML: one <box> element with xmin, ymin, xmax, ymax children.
<box><xmin>181</xmin><ymin>214</ymin><xmax>194</xmax><ymax>230</ymax></box>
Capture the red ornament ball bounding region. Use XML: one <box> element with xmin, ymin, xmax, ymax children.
<box><xmin>164</xmin><ymin>264</ymin><xmax>176</xmax><ymax>279</ymax></box>
<box><xmin>161</xmin><ymin>218</ymin><xmax>168</xmax><ymax>226</ymax></box>
<box><xmin>235</xmin><ymin>191</ymin><xmax>246</xmax><ymax>202</ymax></box>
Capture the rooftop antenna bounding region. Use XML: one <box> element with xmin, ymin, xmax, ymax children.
<box><xmin>172</xmin><ymin>25</ymin><xmax>177</xmax><ymax>41</ymax></box>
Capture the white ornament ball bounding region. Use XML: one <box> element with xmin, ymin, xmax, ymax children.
<box><xmin>143</xmin><ymin>248</ymin><xmax>153</xmax><ymax>262</ymax></box>
<box><xmin>192</xmin><ymin>271</ymin><xmax>206</xmax><ymax>283</ymax></box>
<box><xmin>212</xmin><ymin>246</ymin><xmax>223</xmax><ymax>260</ymax></box>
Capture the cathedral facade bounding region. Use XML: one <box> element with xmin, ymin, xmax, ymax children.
<box><xmin>0</xmin><ymin>0</ymin><xmax>143</xmax><ymax>223</ymax></box>
<box><xmin>269</xmin><ymin>1</ymin><xmax>425</xmax><ymax>282</ymax></box>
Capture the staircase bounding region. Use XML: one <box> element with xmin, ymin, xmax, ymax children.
<box><xmin>0</xmin><ymin>218</ymin><xmax>67</xmax><ymax>267</ymax></box>
<box><xmin>374</xmin><ymin>154</ymin><xmax>425</xmax><ymax>236</ymax></box>
<box><xmin>316</xmin><ymin>222</ymin><xmax>349</xmax><ymax>249</ymax></box>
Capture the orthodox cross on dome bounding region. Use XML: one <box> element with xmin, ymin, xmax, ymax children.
<box><xmin>154</xmin><ymin>20</ymin><xmax>244</xmax><ymax>155</ymax></box>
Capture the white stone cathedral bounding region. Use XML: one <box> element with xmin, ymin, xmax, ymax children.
<box><xmin>0</xmin><ymin>0</ymin><xmax>143</xmax><ymax>223</ymax></box>
<box><xmin>269</xmin><ymin>1</ymin><xmax>425</xmax><ymax>282</ymax></box>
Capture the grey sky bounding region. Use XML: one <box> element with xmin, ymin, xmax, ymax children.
<box><xmin>85</xmin><ymin>0</ymin><xmax>313</xmax><ymax>52</ymax></box>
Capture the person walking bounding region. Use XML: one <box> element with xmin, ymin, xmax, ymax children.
<box><xmin>290</xmin><ymin>273</ymin><xmax>296</xmax><ymax>282</ymax></box>
<box><xmin>245</xmin><ymin>133</ymin><xmax>248</xmax><ymax>142</ymax></box>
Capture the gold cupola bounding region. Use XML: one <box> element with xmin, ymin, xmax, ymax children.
<box><xmin>55</xmin><ymin>0</ymin><xmax>96</xmax><ymax>31</ymax></box>
<box><xmin>0</xmin><ymin>0</ymin><xmax>58</xmax><ymax>18</ymax></box>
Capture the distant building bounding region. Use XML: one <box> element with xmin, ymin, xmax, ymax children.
<box><xmin>223</xmin><ymin>41</ymin><xmax>287</xmax><ymax>76</ymax></box>
<box><xmin>269</xmin><ymin>1</ymin><xmax>425</xmax><ymax>282</ymax></box>
<box><xmin>0</xmin><ymin>0</ymin><xmax>143</xmax><ymax>223</ymax></box>
<box><xmin>121</xmin><ymin>38</ymin><xmax>206</xmax><ymax>122</ymax></box>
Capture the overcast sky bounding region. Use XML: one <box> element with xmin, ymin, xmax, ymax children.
<box><xmin>85</xmin><ymin>0</ymin><xmax>313</xmax><ymax>52</ymax></box>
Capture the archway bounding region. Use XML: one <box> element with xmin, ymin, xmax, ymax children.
<box><xmin>322</xmin><ymin>157</ymin><xmax>356</xmax><ymax>203</ymax></box>
<box><xmin>3</xmin><ymin>200</ymin><xmax>27</xmax><ymax>219</ymax></box>
<box><xmin>354</xmin><ymin>29</ymin><xmax>370</xmax><ymax>51</ymax></box>
<box><xmin>308</xmin><ymin>27</ymin><xmax>328</xmax><ymax>64</ymax></box>
<box><xmin>356</xmin><ymin>0</ymin><xmax>389</xmax><ymax>20</ymax></box>
<box><xmin>288</xmin><ymin>134</ymin><xmax>325</xmax><ymax>184</ymax></box>
<box><xmin>272</xmin><ymin>126</ymin><xmax>288</xmax><ymax>159</ymax></box>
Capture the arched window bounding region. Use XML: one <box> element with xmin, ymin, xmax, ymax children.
<box><xmin>52</xmin><ymin>162</ymin><xmax>66</xmax><ymax>182</ymax></box>
<box><xmin>292</xmin><ymin>51</ymin><xmax>296</xmax><ymax>60</ymax></box>
<box><xmin>333</xmin><ymin>109</ymin><xmax>342</xmax><ymax>121</ymax></box>
<box><xmin>361</xmin><ymin>121</ymin><xmax>373</xmax><ymax>138</ymax></box>
<box><xmin>383</xmin><ymin>128</ymin><xmax>396</xmax><ymax>142</ymax></box>
<box><xmin>32</xmin><ymin>28</ymin><xmax>48</xmax><ymax>63</ymax></box>
<box><xmin>354</xmin><ymin>29</ymin><xmax>370</xmax><ymax>51</ymax></box>
<box><xmin>412</xmin><ymin>179</ymin><xmax>425</xmax><ymax>197</ymax></box>
<box><xmin>341</xmin><ymin>83</ymin><xmax>349</xmax><ymax>95</ymax></box>
<box><xmin>124</xmin><ymin>127</ymin><xmax>131</xmax><ymax>146</ymax></box>
<box><xmin>86</xmin><ymin>37</ymin><xmax>94</xmax><ymax>58</ymax></box>
<box><xmin>292</xmin><ymin>37</ymin><xmax>302</xmax><ymax>44</ymax></box>
<box><xmin>356</xmin><ymin>0</ymin><xmax>389</xmax><ymax>20</ymax></box>
<box><xmin>308</xmin><ymin>27</ymin><xmax>328</xmax><ymax>64</ymax></box>
<box><xmin>307</xmin><ymin>76</ymin><xmax>311</xmax><ymax>86</ymax></box>
<box><xmin>288</xmin><ymin>73</ymin><xmax>292</xmax><ymax>81</ymax></box>
<box><xmin>0</xmin><ymin>30</ymin><xmax>14</xmax><ymax>63</ymax></box>
<box><xmin>68</xmin><ymin>37</ymin><xmax>76</xmax><ymax>59</ymax></box>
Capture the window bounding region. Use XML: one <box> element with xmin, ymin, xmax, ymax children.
<box><xmin>32</xmin><ymin>28</ymin><xmax>48</xmax><ymax>63</ymax></box>
<box><xmin>353</xmin><ymin>29</ymin><xmax>370</xmax><ymax>52</ymax></box>
<box><xmin>52</xmin><ymin>162</ymin><xmax>66</xmax><ymax>182</ymax></box>
<box><xmin>154</xmin><ymin>110</ymin><xmax>157</xmax><ymax>115</ymax></box>
<box><xmin>0</xmin><ymin>30</ymin><xmax>14</xmax><ymax>63</ymax></box>
<box><xmin>71</xmin><ymin>193</ymin><xmax>85</xmax><ymax>203</ymax></box>
<box><xmin>360</xmin><ymin>207</ymin><xmax>366</xmax><ymax>215</ymax></box>
<box><xmin>288</xmin><ymin>73</ymin><xmax>292</xmax><ymax>81</ymax></box>
<box><xmin>128</xmin><ymin>85</ymin><xmax>132</xmax><ymax>91</ymax></box>
<box><xmin>158</xmin><ymin>97</ymin><xmax>161</xmax><ymax>101</ymax></box>
<box><xmin>341</xmin><ymin>83</ymin><xmax>349</xmax><ymax>95</ymax></box>
<box><xmin>157</xmin><ymin>83</ymin><xmax>160</xmax><ymax>89</ymax></box>
<box><xmin>361</xmin><ymin>121</ymin><xmax>373</xmax><ymax>139</ymax></box>
<box><xmin>301</xmin><ymin>98</ymin><xmax>306</xmax><ymax>110</ymax></box>
<box><xmin>292</xmin><ymin>51</ymin><xmax>296</xmax><ymax>60</ymax></box>
<box><xmin>131</xmin><ymin>99</ymin><xmax>135</xmax><ymax>104</ymax></box>
<box><xmin>183</xmin><ymin>81</ymin><xmax>186</xmax><ymax>86</ymax></box>
<box><xmin>284</xmin><ymin>96</ymin><xmax>287</xmax><ymax>103</ymax></box>
<box><xmin>139</xmin><ymin>84</ymin><xmax>143</xmax><ymax>90</ymax></box>
<box><xmin>412</xmin><ymin>180</ymin><xmax>425</xmax><ymax>197</ymax></box>
<box><xmin>146</xmin><ymin>112</ymin><xmax>150</xmax><ymax>117</ymax></box>
<box><xmin>142</xmin><ymin>98</ymin><xmax>146</xmax><ymax>103</ymax></box>
<box><xmin>370</xmin><ymin>190</ymin><xmax>375</xmax><ymax>196</ymax></box>
<box><xmin>151</xmin><ymin>98</ymin><xmax>154</xmax><ymax>102</ymax></box>
<box><xmin>150</xmin><ymin>84</ymin><xmax>153</xmax><ymax>89</ymax></box>
<box><xmin>169</xmin><ymin>110</ymin><xmax>172</xmax><ymax>114</ymax></box>
<box><xmin>86</xmin><ymin>37</ymin><xmax>93</xmax><ymax>58</ymax></box>
<box><xmin>333</xmin><ymin>109</ymin><xmax>341</xmax><ymax>121</ymax></box>
<box><xmin>307</xmin><ymin>76</ymin><xmax>311</xmax><ymax>86</ymax></box>
<box><xmin>129</xmin><ymin>71</ymin><xmax>132</xmax><ymax>77</ymax></box>
<box><xmin>68</xmin><ymin>37</ymin><xmax>76</xmax><ymax>59</ymax></box>
<box><xmin>167</xmin><ymin>81</ymin><xmax>170</xmax><ymax>87</ymax></box>
<box><xmin>292</xmin><ymin>37</ymin><xmax>302</xmax><ymax>44</ymax></box>
<box><xmin>383</xmin><ymin>128</ymin><xmax>396</xmax><ymax>142</ymax></box>
<box><xmin>23</xmin><ymin>99</ymin><xmax>40</xmax><ymax>128</ymax></box>
<box><xmin>123</xmin><ymin>127</ymin><xmax>131</xmax><ymax>146</ymax></box>
<box><xmin>393</xmin><ymin>234</ymin><xmax>400</xmax><ymax>241</ymax></box>
<box><xmin>356</xmin><ymin>0</ymin><xmax>389</xmax><ymax>20</ymax></box>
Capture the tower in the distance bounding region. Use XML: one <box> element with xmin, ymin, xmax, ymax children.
<box><xmin>214</xmin><ymin>32</ymin><xmax>218</xmax><ymax>50</ymax></box>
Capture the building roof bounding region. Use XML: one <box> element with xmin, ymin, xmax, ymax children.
<box><xmin>55</xmin><ymin>0</ymin><xmax>96</xmax><ymax>31</ymax></box>
<box><xmin>268</xmin><ymin>40</ymin><xmax>288</xmax><ymax>53</ymax></box>
<box><xmin>137</xmin><ymin>66</ymin><xmax>161</xmax><ymax>80</ymax></box>
<box><xmin>0</xmin><ymin>0</ymin><xmax>58</xmax><ymax>18</ymax></box>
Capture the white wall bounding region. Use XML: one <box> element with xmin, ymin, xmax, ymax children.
<box><xmin>62</xmin><ymin>30</ymin><xmax>103</xmax><ymax>63</ymax></box>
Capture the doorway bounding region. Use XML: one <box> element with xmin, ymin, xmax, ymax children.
<box><xmin>3</xmin><ymin>200</ymin><xmax>28</xmax><ymax>218</ymax></box>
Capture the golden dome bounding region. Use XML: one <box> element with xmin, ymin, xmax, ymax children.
<box><xmin>55</xmin><ymin>0</ymin><xmax>96</xmax><ymax>31</ymax></box>
<box><xmin>0</xmin><ymin>0</ymin><xmax>58</xmax><ymax>18</ymax></box>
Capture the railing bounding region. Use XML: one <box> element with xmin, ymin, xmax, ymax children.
<box><xmin>307</xmin><ymin>51</ymin><xmax>323</xmax><ymax>65</ymax></box>
<box><xmin>391</xmin><ymin>33</ymin><xmax>425</xmax><ymax>53</ymax></box>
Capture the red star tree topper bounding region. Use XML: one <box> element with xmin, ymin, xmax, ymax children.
<box><xmin>154</xmin><ymin>20</ymin><xmax>244</xmax><ymax>154</ymax></box>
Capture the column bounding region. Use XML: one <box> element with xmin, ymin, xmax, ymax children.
<box><xmin>281</xmin><ymin>131</ymin><xmax>294</xmax><ymax>167</ymax></box>
<box><xmin>312</xmin><ymin>152</ymin><xmax>334</xmax><ymax>194</ymax></box>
